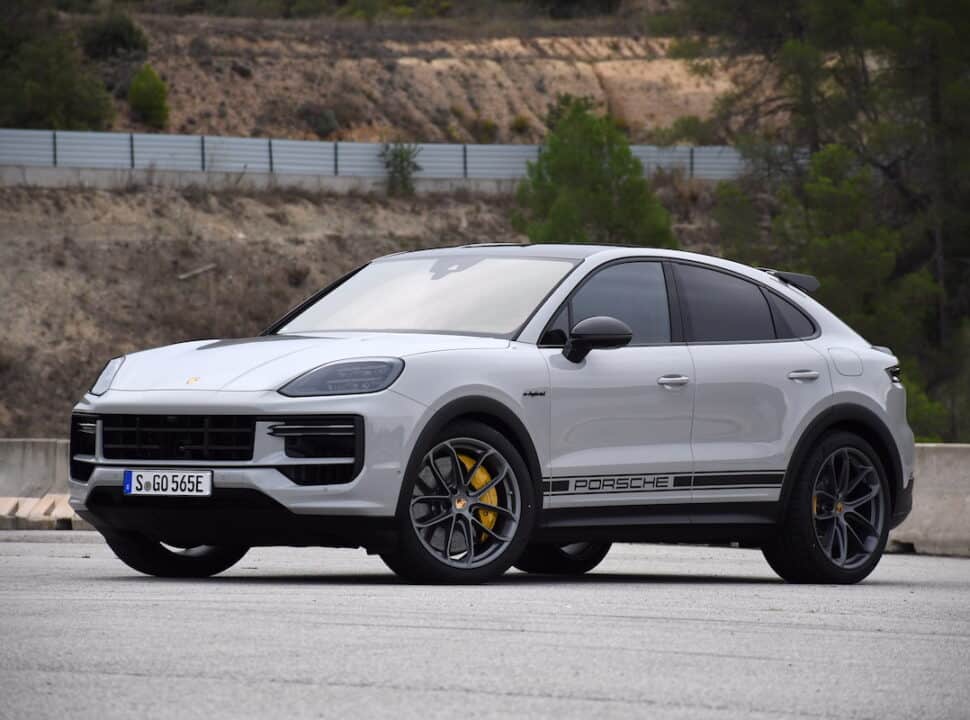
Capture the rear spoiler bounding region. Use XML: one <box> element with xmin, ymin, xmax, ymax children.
<box><xmin>760</xmin><ymin>268</ymin><xmax>820</xmax><ymax>294</ymax></box>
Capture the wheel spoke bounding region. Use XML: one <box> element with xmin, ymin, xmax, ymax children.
<box><xmin>844</xmin><ymin>517</ymin><xmax>868</xmax><ymax>553</ymax></box>
<box><xmin>835</xmin><ymin>519</ymin><xmax>849</xmax><ymax>566</ymax></box>
<box><xmin>445</xmin><ymin>515</ymin><xmax>458</xmax><ymax>560</ymax></box>
<box><xmin>411</xmin><ymin>495</ymin><xmax>451</xmax><ymax>506</ymax></box>
<box><xmin>469</xmin><ymin>466</ymin><xmax>508</xmax><ymax>498</ymax></box>
<box><xmin>444</xmin><ymin>442</ymin><xmax>466</xmax><ymax>490</ymax></box>
<box><xmin>845</xmin><ymin>509</ymin><xmax>878</xmax><ymax>538</ymax></box>
<box><xmin>413</xmin><ymin>510</ymin><xmax>452</xmax><ymax>530</ymax></box>
<box><xmin>845</xmin><ymin>487</ymin><xmax>880</xmax><ymax>510</ymax></box>
<box><xmin>425</xmin><ymin>453</ymin><xmax>452</xmax><ymax>495</ymax></box>
<box><xmin>837</xmin><ymin>450</ymin><xmax>851</xmax><ymax>495</ymax></box>
<box><xmin>471</xmin><ymin>515</ymin><xmax>511</xmax><ymax>543</ymax></box>
<box><xmin>844</xmin><ymin>465</ymin><xmax>873</xmax><ymax>498</ymax></box>
<box><xmin>458</xmin><ymin>515</ymin><xmax>475</xmax><ymax>564</ymax></box>
<box><xmin>820</xmin><ymin>521</ymin><xmax>836</xmax><ymax>557</ymax></box>
<box><xmin>464</xmin><ymin>450</ymin><xmax>494</xmax><ymax>490</ymax></box>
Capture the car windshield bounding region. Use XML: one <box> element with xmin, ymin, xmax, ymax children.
<box><xmin>278</xmin><ymin>255</ymin><xmax>578</xmax><ymax>337</ymax></box>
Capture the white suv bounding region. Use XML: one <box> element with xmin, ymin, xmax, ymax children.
<box><xmin>70</xmin><ymin>245</ymin><xmax>915</xmax><ymax>584</ymax></box>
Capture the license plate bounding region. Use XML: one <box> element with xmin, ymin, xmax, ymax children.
<box><xmin>123</xmin><ymin>469</ymin><xmax>212</xmax><ymax>497</ymax></box>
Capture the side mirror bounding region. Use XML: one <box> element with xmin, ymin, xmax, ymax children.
<box><xmin>563</xmin><ymin>316</ymin><xmax>633</xmax><ymax>363</ymax></box>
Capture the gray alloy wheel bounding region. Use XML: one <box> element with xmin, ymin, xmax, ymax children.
<box><xmin>408</xmin><ymin>437</ymin><xmax>522</xmax><ymax>570</ymax></box>
<box><xmin>811</xmin><ymin>447</ymin><xmax>886</xmax><ymax>570</ymax></box>
<box><xmin>761</xmin><ymin>430</ymin><xmax>890</xmax><ymax>584</ymax></box>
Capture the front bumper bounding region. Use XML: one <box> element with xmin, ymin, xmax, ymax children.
<box><xmin>77</xmin><ymin>486</ymin><xmax>398</xmax><ymax>550</ymax></box>
<box><xmin>69</xmin><ymin>388</ymin><xmax>428</xmax><ymax>544</ymax></box>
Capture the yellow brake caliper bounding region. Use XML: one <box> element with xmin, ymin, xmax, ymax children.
<box><xmin>458</xmin><ymin>454</ymin><xmax>498</xmax><ymax>539</ymax></box>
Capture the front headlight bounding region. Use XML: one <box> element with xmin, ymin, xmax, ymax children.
<box><xmin>90</xmin><ymin>356</ymin><xmax>125</xmax><ymax>396</ymax></box>
<box><xmin>279</xmin><ymin>358</ymin><xmax>404</xmax><ymax>397</ymax></box>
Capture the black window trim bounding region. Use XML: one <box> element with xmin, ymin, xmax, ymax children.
<box><xmin>669</xmin><ymin>259</ymin><xmax>820</xmax><ymax>345</ymax></box>
<box><xmin>537</xmin><ymin>257</ymin><xmax>685</xmax><ymax>349</ymax></box>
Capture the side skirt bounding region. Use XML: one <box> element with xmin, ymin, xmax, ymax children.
<box><xmin>533</xmin><ymin>502</ymin><xmax>781</xmax><ymax>545</ymax></box>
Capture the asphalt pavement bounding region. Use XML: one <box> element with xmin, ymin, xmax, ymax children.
<box><xmin>1</xmin><ymin>532</ymin><xmax>968</xmax><ymax>720</ymax></box>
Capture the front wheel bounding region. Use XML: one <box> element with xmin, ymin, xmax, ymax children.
<box><xmin>514</xmin><ymin>542</ymin><xmax>612</xmax><ymax>576</ymax></box>
<box><xmin>763</xmin><ymin>431</ymin><xmax>890</xmax><ymax>584</ymax></box>
<box><xmin>104</xmin><ymin>531</ymin><xmax>248</xmax><ymax>578</ymax></box>
<box><xmin>381</xmin><ymin>420</ymin><xmax>537</xmax><ymax>584</ymax></box>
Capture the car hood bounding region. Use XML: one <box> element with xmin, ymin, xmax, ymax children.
<box><xmin>109</xmin><ymin>332</ymin><xmax>509</xmax><ymax>392</ymax></box>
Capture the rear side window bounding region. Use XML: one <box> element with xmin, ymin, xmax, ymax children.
<box><xmin>676</xmin><ymin>263</ymin><xmax>775</xmax><ymax>342</ymax></box>
<box><xmin>767</xmin><ymin>293</ymin><xmax>816</xmax><ymax>339</ymax></box>
<box><xmin>542</xmin><ymin>261</ymin><xmax>671</xmax><ymax>345</ymax></box>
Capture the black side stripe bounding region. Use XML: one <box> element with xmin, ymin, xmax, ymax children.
<box><xmin>542</xmin><ymin>471</ymin><xmax>784</xmax><ymax>495</ymax></box>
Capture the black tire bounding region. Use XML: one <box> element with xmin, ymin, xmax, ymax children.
<box><xmin>104</xmin><ymin>531</ymin><xmax>248</xmax><ymax>578</ymax></box>
<box><xmin>514</xmin><ymin>541</ymin><xmax>612</xmax><ymax>575</ymax></box>
<box><xmin>381</xmin><ymin>420</ymin><xmax>537</xmax><ymax>584</ymax></box>
<box><xmin>763</xmin><ymin>431</ymin><xmax>890</xmax><ymax>584</ymax></box>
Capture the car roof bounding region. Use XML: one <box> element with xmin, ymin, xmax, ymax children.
<box><xmin>376</xmin><ymin>243</ymin><xmax>716</xmax><ymax>263</ymax></box>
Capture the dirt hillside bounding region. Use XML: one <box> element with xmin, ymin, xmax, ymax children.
<box><xmin>100</xmin><ymin>15</ymin><xmax>737</xmax><ymax>143</ymax></box>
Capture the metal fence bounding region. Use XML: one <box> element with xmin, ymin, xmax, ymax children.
<box><xmin>0</xmin><ymin>129</ymin><xmax>746</xmax><ymax>181</ymax></box>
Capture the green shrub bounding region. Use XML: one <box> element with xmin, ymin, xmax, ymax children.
<box><xmin>468</xmin><ymin>116</ymin><xmax>498</xmax><ymax>144</ymax></box>
<box><xmin>515</xmin><ymin>99</ymin><xmax>674</xmax><ymax>247</ymax></box>
<box><xmin>128</xmin><ymin>64</ymin><xmax>169</xmax><ymax>129</ymax></box>
<box><xmin>298</xmin><ymin>102</ymin><xmax>338</xmax><ymax>138</ymax></box>
<box><xmin>379</xmin><ymin>141</ymin><xmax>422</xmax><ymax>196</ymax></box>
<box><xmin>0</xmin><ymin>35</ymin><xmax>113</xmax><ymax>130</ymax></box>
<box><xmin>81</xmin><ymin>11</ymin><xmax>148</xmax><ymax>59</ymax></box>
<box><xmin>510</xmin><ymin>114</ymin><xmax>530</xmax><ymax>135</ymax></box>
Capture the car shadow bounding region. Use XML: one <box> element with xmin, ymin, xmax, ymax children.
<box><xmin>97</xmin><ymin>571</ymin><xmax>792</xmax><ymax>586</ymax></box>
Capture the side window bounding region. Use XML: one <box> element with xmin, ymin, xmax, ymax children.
<box><xmin>565</xmin><ymin>261</ymin><xmax>671</xmax><ymax>345</ymax></box>
<box><xmin>676</xmin><ymin>263</ymin><xmax>775</xmax><ymax>342</ymax></box>
<box><xmin>767</xmin><ymin>293</ymin><xmax>816</xmax><ymax>339</ymax></box>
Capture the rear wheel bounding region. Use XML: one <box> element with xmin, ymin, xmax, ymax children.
<box><xmin>763</xmin><ymin>431</ymin><xmax>889</xmax><ymax>584</ymax></box>
<box><xmin>104</xmin><ymin>531</ymin><xmax>248</xmax><ymax>578</ymax></box>
<box><xmin>381</xmin><ymin>420</ymin><xmax>536</xmax><ymax>584</ymax></box>
<box><xmin>514</xmin><ymin>541</ymin><xmax>612</xmax><ymax>575</ymax></box>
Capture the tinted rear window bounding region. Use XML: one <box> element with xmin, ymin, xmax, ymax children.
<box><xmin>676</xmin><ymin>263</ymin><xmax>775</xmax><ymax>342</ymax></box>
<box><xmin>768</xmin><ymin>293</ymin><xmax>816</xmax><ymax>338</ymax></box>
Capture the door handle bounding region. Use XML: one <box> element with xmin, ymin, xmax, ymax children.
<box><xmin>657</xmin><ymin>374</ymin><xmax>690</xmax><ymax>388</ymax></box>
<box><xmin>787</xmin><ymin>369</ymin><xmax>820</xmax><ymax>382</ymax></box>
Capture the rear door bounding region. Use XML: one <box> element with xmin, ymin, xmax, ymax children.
<box><xmin>542</xmin><ymin>260</ymin><xmax>695</xmax><ymax>510</ymax></box>
<box><xmin>672</xmin><ymin>262</ymin><xmax>830</xmax><ymax>504</ymax></box>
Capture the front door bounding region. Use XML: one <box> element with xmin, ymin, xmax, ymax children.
<box><xmin>542</xmin><ymin>261</ymin><xmax>695</xmax><ymax>509</ymax></box>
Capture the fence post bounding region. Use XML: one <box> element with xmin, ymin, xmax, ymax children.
<box><xmin>52</xmin><ymin>131</ymin><xmax>57</xmax><ymax>168</ymax></box>
<box><xmin>200</xmin><ymin>135</ymin><xmax>206</xmax><ymax>171</ymax></box>
<box><xmin>129</xmin><ymin>133</ymin><xmax>135</xmax><ymax>169</ymax></box>
<box><xmin>268</xmin><ymin>138</ymin><xmax>274</xmax><ymax>174</ymax></box>
<box><xmin>462</xmin><ymin>144</ymin><xmax>468</xmax><ymax>178</ymax></box>
<box><xmin>333</xmin><ymin>142</ymin><xmax>339</xmax><ymax>176</ymax></box>
<box><xmin>689</xmin><ymin>146</ymin><xmax>695</xmax><ymax>179</ymax></box>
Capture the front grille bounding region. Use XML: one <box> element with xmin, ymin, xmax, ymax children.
<box><xmin>70</xmin><ymin>413</ymin><xmax>97</xmax><ymax>482</ymax></box>
<box><xmin>101</xmin><ymin>415</ymin><xmax>255</xmax><ymax>461</ymax></box>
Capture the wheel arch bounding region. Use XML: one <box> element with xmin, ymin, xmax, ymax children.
<box><xmin>781</xmin><ymin>404</ymin><xmax>903</xmax><ymax>516</ymax></box>
<box><xmin>395</xmin><ymin>395</ymin><xmax>544</xmax><ymax>514</ymax></box>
